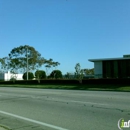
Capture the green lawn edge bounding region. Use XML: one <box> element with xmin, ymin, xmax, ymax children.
<box><xmin>0</xmin><ymin>84</ymin><xmax>130</xmax><ymax>92</ymax></box>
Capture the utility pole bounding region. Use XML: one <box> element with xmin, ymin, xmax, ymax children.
<box><xmin>26</xmin><ymin>47</ymin><xmax>28</xmax><ymax>80</ymax></box>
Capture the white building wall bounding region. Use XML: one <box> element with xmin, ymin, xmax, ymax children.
<box><xmin>16</xmin><ymin>74</ymin><xmax>23</xmax><ymax>80</ymax></box>
<box><xmin>0</xmin><ymin>71</ymin><xmax>23</xmax><ymax>81</ymax></box>
<box><xmin>4</xmin><ymin>71</ymin><xmax>10</xmax><ymax>81</ymax></box>
<box><xmin>94</xmin><ymin>61</ymin><xmax>103</xmax><ymax>78</ymax></box>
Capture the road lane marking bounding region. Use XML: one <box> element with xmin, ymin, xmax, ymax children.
<box><xmin>0</xmin><ymin>110</ymin><xmax>68</xmax><ymax>130</ymax></box>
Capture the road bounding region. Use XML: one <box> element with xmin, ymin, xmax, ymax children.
<box><xmin>0</xmin><ymin>87</ymin><xmax>129</xmax><ymax>130</ymax></box>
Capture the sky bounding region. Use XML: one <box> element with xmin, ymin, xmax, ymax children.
<box><xmin>0</xmin><ymin>0</ymin><xmax>130</xmax><ymax>74</ymax></box>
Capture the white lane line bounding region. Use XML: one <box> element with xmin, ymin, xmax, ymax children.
<box><xmin>0</xmin><ymin>110</ymin><xmax>68</xmax><ymax>130</ymax></box>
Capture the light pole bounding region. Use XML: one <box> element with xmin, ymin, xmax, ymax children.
<box><xmin>26</xmin><ymin>47</ymin><xmax>28</xmax><ymax>80</ymax></box>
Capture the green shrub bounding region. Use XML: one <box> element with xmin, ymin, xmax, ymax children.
<box><xmin>23</xmin><ymin>72</ymin><xmax>34</xmax><ymax>80</ymax></box>
<box><xmin>49</xmin><ymin>70</ymin><xmax>62</xmax><ymax>79</ymax></box>
<box><xmin>35</xmin><ymin>70</ymin><xmax>46</xmax><ymax>79</ymax></box>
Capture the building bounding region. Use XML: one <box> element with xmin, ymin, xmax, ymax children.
<box><xmin>88</xmin><ymin>55</ymin><xmax>130</xmax><ymax>78</ymax></box>
<box><xmin>0</xmin><ymin>71</ymin><xmax>23</xmax><ymax>81</ymax></box>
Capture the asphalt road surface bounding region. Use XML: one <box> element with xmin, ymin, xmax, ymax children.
<box><xmin>0</xmin><ymin>87</ymin><xmax>129</xmax><ymax>130</ymax></box>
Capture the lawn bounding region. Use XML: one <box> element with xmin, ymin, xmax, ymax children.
<box><xmin>0</xmin><ymin>84</ymin><xmax>130</xmax><ymax>92</ymax></box>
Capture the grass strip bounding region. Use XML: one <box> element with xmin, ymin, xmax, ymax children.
<box><xmin>0</xmin><ymin>84</ymin><xmax>130</xmax><ymax>92</ymax></box>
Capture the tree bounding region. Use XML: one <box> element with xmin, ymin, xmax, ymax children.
<box><xmin>35</xmin><ymin>70</ymin><xmax>46</xmax><ymax>83</ymax></box>
<box><xmin>10</xmin><ymin>74</ymin><xmax>17</xmax><ymax>82</ymax></box>
<box><xmin>83</xmin><ymin>68</ymin><xmax>94</xmax><ymax>75</ymax></box>
<box><xmin>48</xmin><ymin>58</ymin><xmax>54</xmax><ymax>72</ymax></box>
<box><xmin>0</xmin><ymin>57</ymin><xmax>9</xmax><ymax>73</ymax></box>
<box><xmin>49</xmin><ymin>70</ymin><xmax>62</xmax><ymax>79</ymax></box>
<box><xmin>44</xmin><ymin>59</ymin><xmax>52</xmax><ymax>76</ymax></box>
<box><xmin>8</xmin><ymin>45</ymin><xmax>45</xmax><ymax>74</ymax></box>
<box><xmin>44</xmin><ymin>59</ymin><xmax>60</xmax><ymax>77</ymax></box>
<box><xmin>64</xmin><ymin>72</ymin><xmax>75</xmax><ymax>79</ymax></box>
<box><xmin>75</xmin><ymin>63</ymin><xmax>84</xmax><ymax>83</ymax></box>
<box><xmin>45</xmin><ymin>59</ymin><xmax>60</xmax><ymax>71</ymax></box>
<box><xmin>23</xmin><ymin>72</ymin><xmax>34</xmax><ymax>80</ymax></box>
<box><xmin>0</xmin><ymin>58</ymin><xmax>4</xmax><ymax>72</ymax></box>
<box><xmin>0</xmin><ymin>57</ymin><xmax>19</xmax><ymax>83</ymax></box>
<box><xmin>53</xmin><ymin>61</ymin><xmax>60</xmax><ymax>70</ymax></box>
<box><xmin>45</xmin><ymin>64</ymin><xmax>51</xmax><ymax>77</ymax></box>
<box><xmin>64</xmin><ymin>72</ymin><xmax>70</xmax><ymax>79</ymax></box>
